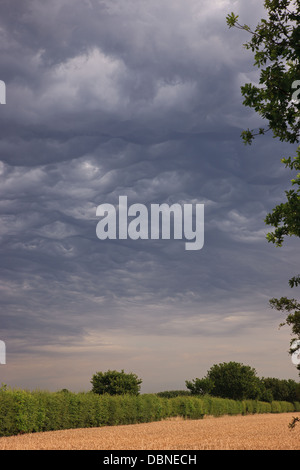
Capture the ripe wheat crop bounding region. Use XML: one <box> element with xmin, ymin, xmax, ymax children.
<box><xmin>0</xmin><ymin>413</ymin><xmax>299</xmax><ymax>450</ymax></box>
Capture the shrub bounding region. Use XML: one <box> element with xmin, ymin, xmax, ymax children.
<box><xmin>0</xmin><ymin>388</ymin><xmax>297</xmax><ymax>437</ymax></box>
<box><xmin>91</xmin><ymin>369</ymin><xmax>142</xmax><ymax>396</ymax></box>
<box><xmin>186</xmin><ymin>362</ymin><xmax>262</xmax><ymax>401</ymax></box>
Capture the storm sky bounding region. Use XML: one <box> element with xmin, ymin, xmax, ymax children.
<box><xmin>0</xmin><ymin>0</ymin><xmax>299</xmax><ymax>393</ymax></box>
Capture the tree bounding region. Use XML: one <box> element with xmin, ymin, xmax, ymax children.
<box><xmin>227</xmin><ymin>1</ymin><xmax>300</xmax><ymax>369</ymax></box>
<box><xmin>226</xmin><ymin>4</ymin><xmax>300</xmax><ymax>147</ymax></box>
<box><xmin>261</xmin><ymin>376</ymin><xmax>300</xmax><ymax>401</ymax></box>
<box><xmin>90</xmin><ymin>369</ymin><xmax>142</xmax><ymax>396</ymax></box>
<box><xmin>185</xmin><ymin>377</ymin><xmax>214</xmax><ymax>396</ymax></box>
<box><xmin>186</xmin><ymin>362</ymin><xmax>262</xmax><ymax>400</ymax></box>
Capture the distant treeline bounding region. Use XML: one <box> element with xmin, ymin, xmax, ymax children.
<box><xmin>156</xmin><ymin>390</ymin><xmax>191</xmax><ymax>398</ymax></box>
<box><xmin>185</xmin><ymin>363</ymin><xmax>300</xmax><ymax>403</ymax></box>
<box><xmin>157</xmin><ymin>377</ymin><xmax>300</xmax><ymax>403</ymax></box>
<box><xmin>0</xmin><ymin>387</ymin><xmax>299</xmax><ymax>437</ymax></box>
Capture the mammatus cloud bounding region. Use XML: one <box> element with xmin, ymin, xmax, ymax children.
<box><xmin>0</xmin><ymin>0</ymin><xmax>298</xmax><ymax>392</ymax></box>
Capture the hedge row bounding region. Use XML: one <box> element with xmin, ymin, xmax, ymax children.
<box><xmin>0</xmin><ymin>389</ymin><xmax>299</xmax><ymax>437</ymax></box>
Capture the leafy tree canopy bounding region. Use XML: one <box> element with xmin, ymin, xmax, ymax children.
<box><xmin>227</xmin><ymin>0</ymin><xmax>300</xmax><ymax>370</ymax></box>
<box><xmin>91</xmin><ymin>369</ymin><xmax>142</xmax><ymax>396</ymax></box>
<box><xmin>186</xmin><ymin>362</ymin><xmax>300</xmax><ymax>401</ymax></box>
<box><xmin>226</xmin><ymin>1</ymin><xmax>300</xmax><ymax>248</ymax></box>
<box><xmin>186</xmin><ymin>362</ymin><xmax>262</xmax><ymax>401</ymax></box>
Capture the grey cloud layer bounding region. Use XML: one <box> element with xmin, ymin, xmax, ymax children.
<box><xmin>0</xmin><ymin>0</ymin><xmax>297</xmax><ymax>388</ymax></box>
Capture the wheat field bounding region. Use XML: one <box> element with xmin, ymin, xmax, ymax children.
<box><xmin>0</xmin><ymin>413</ymin><xmax>299</xmax><ymax>450</ymax></box>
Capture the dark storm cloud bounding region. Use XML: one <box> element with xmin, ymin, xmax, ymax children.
<box><xmin>0</xmin><ymin>0</ymin><xmax>297</xmax><ymax>390</ymax></box>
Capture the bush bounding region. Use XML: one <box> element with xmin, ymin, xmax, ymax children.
<box><xmin>293</xmin><ymin>401</ymin><xmax>300</xmax><ymax>412</ymax></box>
<box><xmin>91</xmin><ymin>369</ymin><xmax>142</xmax><ymax>396</ymax></box>
<box><xmin>0</xmin><ymin>387</ymin><xmax>298</xmax><ymax>438</ymax></box>
<box><xmin>186</xmin><ymin>362</ymin><xmax>262</xmax><ymax>400</ymax></box>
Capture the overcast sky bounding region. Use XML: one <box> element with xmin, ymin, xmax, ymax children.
<box><xmin>0</xmin><ymin>0</ymin><xmax>299</xmax><ymax>393</ymax></box>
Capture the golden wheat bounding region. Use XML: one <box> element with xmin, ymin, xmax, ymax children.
<box><xmin>0</xmin><ymin>413</ymin><xmax>299</xmax><ymax>450</ymax></box>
